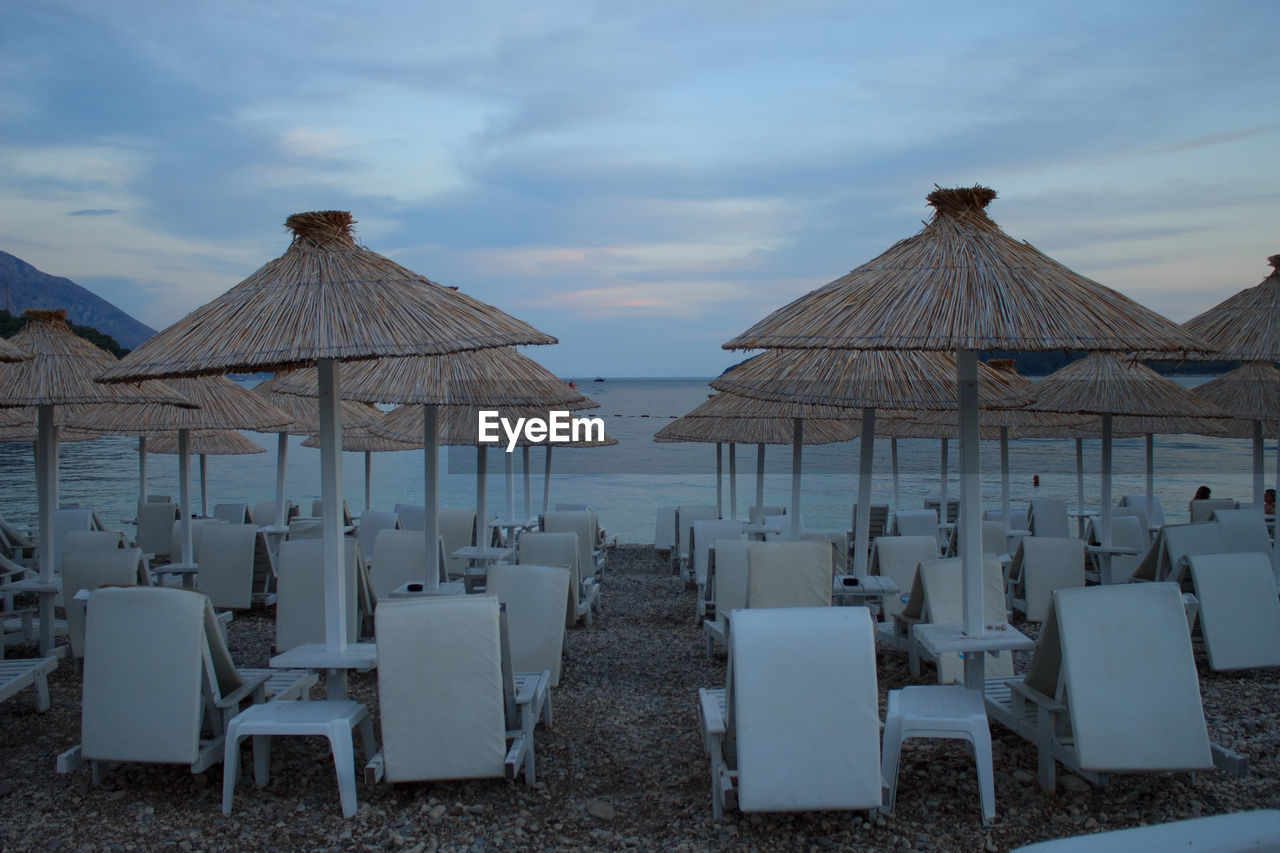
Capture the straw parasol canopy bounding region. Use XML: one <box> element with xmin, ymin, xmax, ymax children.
<box><xmin>252</xmin><ymin>370</ymin><xmax>381</xmax><ymax>434</ymax></box>
<box><xmin>302</xmin><ymin>424</ymin><xmax>420</xmax><ymax>514</ymax></box>
<box><xmin>144</xmin><ymin>429</ymin><xmax>267</xmax><ymax>456</ymax></box>
<box><xmin>371</xmin><ymin>401</ymin><xmax>605</xmax><ymax>446</ymax></box>
<box><xmin>0</xmin><ymin>423</ymin><xmax>99</xmax><ymax>443</ymax></box>
<box><xmin>1179</xmin><ymin>255</ymin><xmax>1280</xmax><ymax>362</ymax></box>
<box><xmin>0</xmin><ymin>335</ymin><xmax>29</xmax><ymax>362</ymax></box>
<box><xmin>98</xmin><ymin>210</ymin><xmax>559</xmax><ymax>653</ymax></box>
<box><xmin>1192</xmin><ymin>362</ymin><xmax>1280</xmax><ymax>427</ymax></box>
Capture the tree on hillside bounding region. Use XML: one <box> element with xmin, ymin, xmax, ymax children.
<box><xmin>0</xmin><ymin>309</ymin><xmax>129</xmax><ymax>357</ymax></box>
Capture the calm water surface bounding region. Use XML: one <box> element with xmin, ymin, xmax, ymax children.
<box><xmin>1</xmin><ymin>377</ymin><xmax>1268</xmax><ymax>544</ymax></box>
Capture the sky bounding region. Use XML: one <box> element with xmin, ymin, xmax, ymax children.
<box><xmin>1</xmin><ymin>1</ymin><xmax>1276</xmax><ymax>377</ymax></box>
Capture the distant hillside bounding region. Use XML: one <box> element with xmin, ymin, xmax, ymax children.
<box><xmin>0</xmin><ymin>251</ymin><xmax>156</xmax><ymax>349</ymax></box>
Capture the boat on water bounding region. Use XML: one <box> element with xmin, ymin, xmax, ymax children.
<box><xmin>594</xmin><ymin>377</ymin><xmax>606</xmax><ymax>382</ymax></box>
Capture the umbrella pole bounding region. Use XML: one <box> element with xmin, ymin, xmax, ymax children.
<box><xmin>728</xmin><ymin>443</ymin><xmax>738</xmax><ymax>520</ymax></box>
<box><xmin>1100</xmin><ymin>414</ymin><xmax>1114</xmax><ymax>585</ymax></box>
<box><xmin>35</xmin><ymin>404</ymin><xmax>56</xmax><ymax>655</ymax></box>
<box><xmin>1146</xmin><ymin>433</ymin><xmax>1155</xmax><ymax>526</ymax></box>
<box><xmin>939</xmin><ymin>438</ymin><xmax>949</xmax><ymax>521</ymax></box>
<box><xmin>715</xmin><ymin>443</ymin><xmax>723</xmax><ymax>518</ymax></box>
<box><xmin>1000</xmin><ymin>427</ymin><xmax>1010</xmax><ymax>527</ymax></box>
<box><xmin>1075</xmin><ymin>438</ymin><xmax>1086</xmax><ymax>538</ymax></box>
<box><xmin>790</xmin><ymin>419</ymin><xmax>803</xmax><ymax>539</ymax></box>
<box><xmin>199</xmin><ymin>453</ymin><xmax>208</xmax><ymax>518</ymax></box>
<box><xmin>1275</xmin><ymin>419</ymin><xmax>1279</xmax><ymax>568</ymax></box>
<box><xmin>1252</xmin><ymin>420</ymin><xmax>1265</xmax><ymax>507</ymax></box>
<box><xmin>957</xmin><ymin>351</ymin><xmax>984</xmax><ymax>688</ymax></box>
<box><xmin>891</xmin><ymin>438</ymin><xmax>900</xmax><ymax>510</ymax></box>
<box><xmin>423</xmin><ymin>404</ymin><xmax>440</xmax><ymax>587</ymax></box>
<box><xmin>504</xmin><ymin>448</ymin><xmax>516</xmax><ymax>529</ymax></box>
<box><xmin>178</xmin><ymin>428</ymin><xmax>194</xmax><ymax>567</ymax></box>
<box><xmin>364</xmin><ymin>451</ymin><xmax>372</xmax><ymax>514</ymax></box>
<box><xmin>523</xmin><ymin>445</ymin><xmax>532</xmax><ymax>522</ymax></box>
<box><xmin>317</xmin><ymin>358</ymin><xmax>349</xmax><ymax>654</ymax></box>
<box><xmin>274</xmin><ymin>432</ymin><xmax>289</xmax><ymax>527</ymax></box>
<box><xmin>138</xmin><ymin>436</ymin><xmax>148</xmax><ymax>502</ymax></box>
<box><xmin>542</xmin><ymin>446</ymin><xmax>553</xmax><ymax>515</ymax></box>
<box><xmin>755</xmin><ymin>443</ymin><xmax>765</xmax><ymax>514</ymax></box>
<box><xmin>854</xmin><ymin>408</ymin><xmax>875</xmax><ymax>577</ymax></box>
<box><xmin>476</xmin><ymin>446</ymin><xmax>488</xmax><ymax>544</ymax></box>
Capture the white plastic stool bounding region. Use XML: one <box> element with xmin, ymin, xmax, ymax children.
<box><xmin>881</xmin><ymin>684</ymin><xmax>995</xmax><ymax>823</ymax></box>
<box><xmin>222</xmin><ymin>699</ymin><xmax>375</xmax><ymax>818</ymax></box>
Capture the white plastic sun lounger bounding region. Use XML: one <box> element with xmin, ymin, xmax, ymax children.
<box><xmin>697</xmin><ymin>607</ymin><xmax>881</xmax><ymax>818</ymax></box>
<box><xmin>983</xmin><ymin>583</ymin><xmax>1238</xmax><ymax>794</ymax></box>
<box><xmin>1027</xmin><ymin>499</ymin><xmax>1071</xmax><ymax>539</ymax></box>
<box><xmin>62</xmin><ymin>545</ymin><xmax>148</xmax><ymax>661</ymax></box>
<box><xmin>369</xmin><ymin>528</ymin><xmax>432</xmax><ymax>602</ymax></box>
<box><xmin>439</xmin><ymin>507</ymin><xmax>478</xmax><ymax>581</ymax></box>
<box><xmin>1007</xmin><ymin>537</ymin><xmax>1085</xmax><ymax>623</ymax></box>
<box><xmin>275</xmin><ymin>538</ymin><xmax>363</xmax><ymax>653</ymax></box>
<box><xmin>654</xmin><ymin>506</ymin><xmax>677</xmax><ymax>554</ymax></box>
<box><xmin>690</xmin><ymin>519</ymin><xmax>743</xmax><ymax>616</ymax></box>
<box><xmin>703</xmin><ymin>539</ymin><xmax>753</xmax><ymax>657</ymax></box>
<box><xmin>1211</xmin><ymin>509</ymin><xmax>1274</xmax><ymax>571</ymax></box>
<box><xmin>367</xmin><ymin>595</ymin><xmax>549</xmax><ymax>786</ymax></box>
<box><xmin>487</xmin><ymin>563</ymin><xmax>571</xmax><ymax>688</ymax></box>
<box><xmin>1010</xmin><ymin>809</ymin><xmax>1280</xmax><ymax>852</ymax></box>
<box><xmin>1186</xmin><ymin>553</ymin><xmax>1280</xmax><ymax>671</ymax></box>
<box><xmin>869</xmin><ymin>535</ymin><xmax>940</xmax><ymax>621</ymax></box>
<box><xmin>1131</xmin><ymin>522</ymin><xmax>1227</xmax><ymax>584</ymax></box>
<box><xmin>519</xmin><ymin>530</ymin><xmax>597</xmax><ymax>627</ymax></box>
<box><xmin>0</xmin><ymin>656</ymin><xmax>57</xmax><ymax>711</ymax></box>
<box><xmin>675</xmin><ymin>506</ymin><xmax>718</xmax><ymax>575</ymax></box>
<box><xmin>745</xmin><ymin>539</ymin><xmax>832</xmax><ymax>609</ymax></box>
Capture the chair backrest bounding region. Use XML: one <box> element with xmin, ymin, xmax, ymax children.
<box><xmin>1014</xmin><ymin>537</ymin><xmax>1085</xmax><ymax>623</ymax></box>
<box><xmin>760</xmin><ymin>513</ymin><xmax>794</xmax><ymax>542</ymax></box>
<box><xmin>439</xmin><ymin>507</ymin><xmax>477</xmax><ymax>578</ymax></box>
<box><xmin>980</xmin><ymin>520</ymin><xmax>1006</xmax><ymax>557</ymax></box>
<box><xmin>1028</xmin><ymin>499</ymin><xmax>1070</xmax><ymax>538</ymax></box>
<box><xmin>311</xmin><ymin>499</ymin><xmax>353</xmax><ymax>526</ymax></box>
<box><xmin>195</xmin><ymin>523</ymin><xmax>258</xmax><ymax>610</ymax></box>
<box><xmin>487</xmin><ymin>563</ymin><xmax>571</xmax><ymax>687</ymax></box>
<box><xmin>1161</xmin><ymin>522</ymin><xmax>1228</xmax><ymax>584</ymax></box>
<box><xmin>81</xmin><ymin>586</ymin><xmax>209</xmax><ymax>765</ymax></box>
<box><xmin>518</xmin><ymin>531</ymin><xmax>580</xmax><ymax>627</ymax></box>
<box><xmin>654</xmin><ymin>506</ymin><xmax>677</xmax><ymax>551</ymax></box>
<box><xmin>371</xmin><ymin>529</ymin><xmax>429</xmax><ymax>601</ymax></box>
<box><xmin>1212</xmin><ymin>510</ymin><xmax>1273</xmax><ymax>567</ymax></box>
<box><xmin>375</xmin><ymin>596</ymin><xmax>508</xmax><ymax>783</ymax></box>
<box><xmin>1026</xmin><ymin>584</ymin><xmax>1213</xmax><ymax>773</ymax></box>
<box><xmin>212</xmin><ymin>503</ymin><xmax>252</xmax><ymax>524</ymax></box>
<box><xmin>711</xmin><ymin>540</ymin><xmax>753</xmax><ymax>630</ymax></box>
<box><xmin>358</xmin><ymin>511</ymin><xmax>401</xmax><ymax>557</ymax></box>
<box><xmin>870</xmin><ymin>535</ymin><xmax>939</xmax><ymax>619</ymax></box>
<box><xmin>1120</xmin><ymin>494</ymin><xmax>1164</xmax><ymax>527</ymax></box>
<box><xmin>555</xmin><ymin>502</ymin><xmax>589</xmax><ymax>512</ymax></box>
<box><xmin>63</xmin><ymin>546</ymin><xmax>145</xmax><ymax>659</ymax></box>
<box><xmin>728</xmin><ymin>607</ymin><xmax>881</xmax><ymax>811</ymax></box>
<box><xmin>1107</xmin><ymin>505</ymin><xmax>1150</xmax><ymax>542</ymax></box>
<box><xmin>1187</xmin><ymin>553</ymin><xmax>1280</xmax><ymax>671</ymax></box>
<box><xmin>893</xmin><ymin>508</ymin><xmax>938</xmax><ymax>540</ymax></box>
<box><xmin>851</xmin><ymin>504</ymin><xmax>890</xmax><ymax>540</ymax></box>
<box><xmin>253</xmin><ymin>499</ymin><xmax>296</xmax><ymax>527</ymax></box>
<box><xmin>690</xmin><ymin>520</ymin><xmax>743</xmax><ymax>586</ymax></box>
<box><xmin>910</xmin><ymin>556</ymin><xmax>1010</xmax><ymax>683</ymax></box>
<box><xmin>1190</xmin><ymin>497</ymin><xmax>1235</xmax><ymax>523</ymax></box>
<box><xmin>924</xmin><ymin>497</ymin><xmax>960</xmax><ymax>525</ymax></box>
<box><xmin>541</xmin><ymin>511</ymin><xmax>596</xmax><ymax>580</ymax></box>
<box><xmin>677</xmin><ymin>506</ymin><xmax>718</xmax><ymax>555</ymax></box>
<box><xmin>393</xmin><ymin>503</ymin><xmax>427</xmax><ymax>532</ymax></box>
<box><xmin>748</xmin><ymin>505</ymin><xmax>785</xmax><ymax>525</ymax></box>
<box><xmin>169</xmin><ymin>518</ymin><xmax>223</xmax><ymax>565</ymax></box>
<box><xmin>286</xmin><ymin>518</ymin><xmax>324</xmax><ymax>540</ymax></box>
<box><xmin>745</xmin><ymin>540</ymin><xmax>832</xmax><ymax>609</ymax></box>
<box><xmin>52</xmin><ymin>507</ymin><xmax>98</xmax><ymax>573</ymax></box>
<box><xmin>275</xmin><ymin>537</ymin><xmax>360</xmax><ymax>652</ymax></box>
<box><xmin>1107</xmin><ymin>515</ymin><xmax>1146</xmax><ymax>583</ymax></box>
<box><xmin>135</xmin><ymin>501</ymin><xmax>178</xmax><ymax>557</ymax></box>
<box><xmin>62</xmin><ymin>529</ymin><xmax>125</xmax><ymax>564</ymax></box>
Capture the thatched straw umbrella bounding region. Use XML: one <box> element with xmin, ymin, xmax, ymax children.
<box><xmin>1177</xmin><ymin>256</ymin><xmax>1280</xmax><ymax>506</ymax></box>
<box><xmin>301</xmin><ymin>424</ymin><xmax>420</xmax><ymax>514</ymax></box>
<box><xmin>0</xmin><ymin>336</ymin><xmax>30</xmax><ymax>362</ymax></box>
<box><xmin>99</xmin><ymin>211</ymin><xmax>554</xmax><ymax>663</ymax></box>
<box><xmin>144</xmin><ymin>429</ymin><xmax>266</xmax><ymax>516</ymax></box>
<box><xmin>1008</xmin><ymin>353</ymin><xmax>1227</xmax><ymax>577</ymax></box>
<box><xmin>249</xmin><ymin>369</ymin><xmax>381</xmax><ymax>526</ymax></box>
<box><xmin>69</xmin><ymin>375</ymin><xmax>294</xmax><ymax>566</ymax></box>
<box><xmin>714</xmin><ymin>347</ymin><xmax>1028</xmax><ymax>575</ymax></box>
<box><xmin>0</xmin><ymin>309</ymin><xmax>193</xmax><ymax>654</ymax></box>
<box><xmin>654</xmin><ymin>390</ymin><xmax>854</xmax><ymax>521</ymax></box>
<box><xmin>276</xmin><ymin>346</ymin><xmax>588</xmax><ymax>577</ymax></box>
<box><xmin>722</xmin><ymin>186</ymin><xmax>1209</xmax><ymax>685</ymax></box>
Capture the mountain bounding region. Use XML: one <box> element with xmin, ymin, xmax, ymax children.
<box><xmin>0</xmin><ymin>251</ymin><xmax>156</xmax><ymax>349</ymax></box>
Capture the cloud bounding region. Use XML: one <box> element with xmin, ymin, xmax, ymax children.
<box><xmin>67</xmin><ymin>209</ymin><xmax>118</xmax><ymax>217</ymax></box>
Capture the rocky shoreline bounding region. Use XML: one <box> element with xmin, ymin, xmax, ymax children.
<box><xmin>2</xmin><ymin>544</ymin><xmax>1278</xmax><ymax>852</ymax></box>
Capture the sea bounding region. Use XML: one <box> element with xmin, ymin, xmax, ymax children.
<box><xmin>1</xmin><ymin>377</ymin><xmax>1268</xmax><ymax>545</ymax></box>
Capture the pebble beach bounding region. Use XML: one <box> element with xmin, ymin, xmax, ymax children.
<box><xmin>3</xmin><ymin>544</ymin><xmax>1279</xmax><ymax>853</ymax></box>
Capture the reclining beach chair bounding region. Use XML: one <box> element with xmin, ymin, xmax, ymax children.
<box><xmin>392</xmin><ymin>502</ymin><xmax>426</xmax><ymax>531</ymax></box>
<box><xmin>697</xmin><ymin>606</ymin><xmax>881</xmax><ymax>818</ymax></box>
<box><xmin>58</xmin><ymin>586</ymin><xmax>274</xmax><ymax>783</ymax></box>
<box><xmin>542</xmin><ymin>510</ymin><xmax>606</xmax><ymax>581</ymax></box>
<box><xmin>760</xmin><ymin>513</ymin><xmax>794</xmax><ymax>542</ymax></box>
<box><xmin>196</xmin><ymin>524</ymin><xmax>278</xmax><ymax>611</ymax></box>
<box><xmin>748</xmin><ymin>505</ymin><xmax>785</xmax><ymax>525</ymax></box>
<box><xmin>286</xmin><ymin>517</ymin><xmax>324</xmax><ymax>539</ymax></box>
<box><xmin>439</xmin><ymin>507</ymin><xmax>477</xmax><ymax>581</ymax></box>
<box><xmin>253</xmin><ymin>499</ymin><xmax>297</xmax><ymax>528</ymax></box>
<box><xmin>892</xmin><ymin>508</ymin><xmax>940</xmax><ymax>544</ymax></box>
<box><xmin>135</xmin><ymin>500</ymin><xmax>179</xmax><ymax>563</ymax></box>
<box><xmin>850</xmin><ymin>503</ymin><xmax>891</xmax><ymax>545</ymax></box>
<box><xmin>63</xmin><ymin>544</ymin><xmax>148</xmax><ymax>661</ymax></box>
<box><xmin>745</xmin><ymin>539</ymin><xmax>833</xmax><ymax>609</ymax></box>
<box><xmin>690</xmin><ymin>519</ymin><xmax>743</xmax><ymax>615</ymax></box>
<box><xmin>925</xmin><ymin>497</ymin><xmax>960</xmax><ymax>525</ymax></box>
<box><xmin>1121</xmin><ymin>493</ymin><xmax>1166</xmax><ymax>528</ymax></box>
<box><xmin>1190</xmin><ymin>498</ymin><xmax>1235</xmax><ymax>523</ymax></box>
<box><xmin>212</xmin><ymin>503</ymin><xmax>252</xmax><ymax>524</ymax></box>
<box><xmin>52</xmin><ymin>507</ymin><xmax>105</xmax><ymax>574</ymax></box>
<box><xmin>311</xmin><ymin>499</ymin><xmax>353</xmax><ymax>527</ymax></box>
<box><xmin>357</xmin><ymin>510</ymin><xmax>400</xmax><ymax>569</ymax></box>
<box><xmin>1010</xmin><ymin>808</ymin><xmax>1280</xmax><ymax>852</ymax></box>
<box><xmin>518</xmin><ymin>531</ymin><xmax>597</xmax><ymax>627</ymax></box>
<box><xmin>980</xmin><ymin>520</ymin><xmax>1009</xmax><ymax>562</ymax></box>
<box><xmin>1027</xmin><ymin>499</ymin><xmax>1071</xmax><ymax>539</ymax></box>
<box><xmin>983</xmin><ymin>583</ymin><xmax>1233</xmax><ymax>793</ymax></box>
<box><xmin>275</xmin><ymin>538</ymin><xmax>364</xmax><ymax>652</ymax></box>
<box><xmin>1186</xmin><ymin>553</ymin><xmax>1280</xmax><ymax>671</ymax></box>
<box><xmin>1130</xmin><ymin>522</ymin><xmax>1226</xmax><ymax>585</ymax></box>
<box><xmin>487</xmin><ymin>563</ymin><xmax>571</xmax><ymax>687</ymax></box>
<box><xmin>164</xmin><ymin>517</ymin><xmax>223</xmax><ymax>572</ymax></box>
<box><xmin>1082</xmin><ymin>515</ymin><xmax>1146</xmax><ymax>584</ymax></box>
<box><xmin>0</xmin><ymin>511</ymin><xmax>36</xmax><ymax>564</ymax></box>
<box><xmin>869</xmin><ymin>535</ymin><xmax>940</xmax><ymax>620</ymax></box>
<box><xmin>366</xmin><ymin>595</ymin><xmax>550</xmax><ymax>786</ymax></box>
<box><xmin>1211</xmin><ymin>509</ymin><xmax>1274</xmax><ymax>571</ymax></box>
<box><xmin>675</xmin><ymin>505</ymin><xmax>718</xmax><ymax>575</ymax></box>
<box><xmin>0</xmin><ymin>655</ymin><xmax>56</xmax><ymax>711</ymax></box>
<box><xmin>654</xmin><ymin>506</ymin><xmax>677</xmax><ymax>555</ymax></box>
<box><xmin>369</xmin><ymin>528</ymin><xmax>435</xmax><ymax>601</ymax></box>
<box><xmin>1007</xmin><ymin>537</ymin><xmax>1085</xmax><ymax>623</ymax></box>
<box><xmin>703</xmin><ymin>539</ymin><xmax>753</xmax><ymax>657</ymax></box>
<box><xmin>886</xmin><ymin>557</ymin><xmax>1011</xmax><ymax>683</ymax></box>
<box><xmin>801</xmin><ymin>528</ymin><xmax>848</xmax><ymax>574</ymax></box>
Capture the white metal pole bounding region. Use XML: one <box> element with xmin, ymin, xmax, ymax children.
<box><xmin>198</xmin><ymin>453</ymin><xmax>208</xmax><ymax>518</ymax></box>
<box><xmin>957</xmin><ymin>351</ymin><xmax>984</xmax><ymax>688</ymax></box>
<box><xmin>755</xmin><ymin>443</ymin><xmax>765</xmax><ymax>513</ymax></box>
<box><xmin>728</xmin><ymin>443</ymin><xmax>738</xmax><ymax>520</ymax></box>
<box><xmin>790</xmin><ymin>419</ymin><xmax>803</xmax><ymax>539</ymax></box>
<box><xmin>317</xmin><ymin>358</ymin><xmax>348</xmax><ymax>652</ymax></box>
<box><xmin>891</xmin><ymin>437</ymin><xmax>900</xmax><ymax>509</ymax></box>
<box><xmin>138</xmin><ymin>435</ymin><xmax>148</xmax><ymax>502</ymax></box>
<box><xmin>1100</xmin><ymin>414</ymin><xmax>1114</xmax><ymax>585</ymax></box>
<box><xmin>1000</xmin><ymin>426</ymin><xmax>1011</xmax><ymax>526</ymax></box>
<box><xmin>939</xmin><ymin>438</ymin><xmax>949</xmax><ymax>521</ymax></box>
<box><xmin>542</xmin><ymin>446</ymin><xmax>553</xmax><ymax>515</ymax></box>
<box><xmin>854</xmin><ymin>407</ymin><xmax>875</xmax><ymax>577</ymax></box>
<box><xmin>178</xmin><ymin>428</ymin><xmax>193</xmax><ymax>566</ymax></box>
<box><xmin>476</xmin><ymin>445</ymin><xmax>488</xmax><ymax>540</ymax></box>
<box><xmin>1075</xmin><ymin>437</ymin><xmax>1086</xmax><ymax>537</ymax></box>
<box><xmin>424</xmin><ymin>404</ymin><xmax>440</xmax><ymax>587</ymax></box>
<box><xmin>364</xmin><ymin>451</ymin><xmax>372</xmax><ymax>513</ymax></box>
<box><xmin>715</xmin><ymin>443</ymin><xmax>723</xmax><ymax>518</ymax></box>
<box><xmin>274</xmin><ymin>432</ymin><xmax>289</xmax><ymax>527</ymax></box>
<box><xmin>35</xmin><ymin>404</ymin><xmax>57</xmax><ymax>655</ymax></box>
<box><xmin>1252</xmin><ymin>420</ymin><xmax>1265</xmax><ymax>507</ymax></box>
<box><xmin>1146</xmin><ymin>433</ymin><xmax>1156</xmax><ymax>524</ymax></box>
<box><xmin>522</xmin><ymin>445</ymin><xmax>532</xmax><ymax>522</ymax></box>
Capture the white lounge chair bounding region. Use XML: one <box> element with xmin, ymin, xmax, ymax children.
<box><xmin>392</xmin><ymin>502</ymin><xmax>426</xmax><ymax>531</ymax></box>
<box><xmin>697</xmin><ymin>607</ymin><xmax>881</xmax><ymax>818</ymax></box>
<box><xmin>1190</xmin><ymin>498</ymin><xmax>1235</xmax><ymax>523</ymax></box>
<box><xmin>518</xmin><ymin>531</ymin><xmax>597</xmax><ymax>627</ymax></box>
<box><xmin>62</xmin><ymin>544</ymin><xmax>148</xmax><ymax>661</ymax></box>
<box><xmin>366</xmin><ymin>595</ymin><xmax>550</xmax><ymax>785</ymax></box>
<box><xmin>1186</xmin><ymin>553</ymin><xmax>1280</xmax><ymax>671</ymax></box>
<box><xmin>369</xmin><ymin>528</ymin><xmax>431</xmax><ymax>601</ymax></box>
<box><xmin>1131</xmin><ymin>522</ymin><xmax>1226</xmax><ymax>584</ymax></box>
<box><xmin>542</xmin><ymin>510</ymin><xmax>605</xmax><ymax>580</ymax></box>
<box><xmin>275</xmin><ymin>538</ymin><xmax>363</xmax><ymax>652</ymax></box>
<box><xmin>487</xmin><ymin>563</ymin><xmax>571</xmax><ymax>687</ymax></box>
<box><xmin>1027</xmin><ymin>499</ymin><xmax>1070</xmax><ymax>539</ymax></box>
<box><xmin>1007</xmin><ymin>537</ymin><xmax>1085</xmax><ymax>623</ymax></box>
<box><xmin>1121</xmin><ymin>493</ymin><xmax>1166</xmax><ymax>528</ymax></box>
<box><xmin>892</xmin><ymin>509</ymin><xmax>942</xmax><ymax>554</ymax></box>
<box><xmin>1211</xmin><ymin>509</ymin><xmax>1274</xmax><ymax>570</ymax></box>
<box><xmin>690</xmin><ymin>519</ymin><xmax>743</xmax><ymax>615</ymax></box>
<box><xmin>213</xmin><ymin>503</ymin><xmax>252</xmax><ymax>524</ymax></box>
<box><xmin>703</xmin><ymin>539</ymin><xmax>753</xmax><ymax>657</ymax></box>
<box><xmin>869</xmin><ymin>535</ymin><xmax>940</xmax><ymax>620</ymax></box>
<box><xmin>196</xmin><ymin>524</ymin><xmax>277</xmax><ymax>610</ymax></box>
<box><xmin>357</xmin><ymin>510</ymin><xmax>400</xmax><ymax>568</ymax></box>
<box><xmin>1083</xmin><ymin>515</ymin><xmax>1146</xmax><ymax>583</ymax></box>
<box><xmin>52</xmin><ymin>507</ymin><xmax>105</xmax><ymax>574</ymax></box>
<box><xmin>745</xmin><ymin>539</ymin><xmax>832</xmax><ymax>609</ymax></box>
<box><xmin>0</xmin><ymin>656</ymin><xmax>57</xmax><ymax>711</ymax></box>
<box><xmin>984</xmin><ymin>583</ymin><xmax>1225</xmax><ymax>793</ymax></box>
<box><xmin>439</xmin><ymin>507</ymin><xmax>477</xmax><ymax>581</ymax></box>
<box><xmin>675</xmin><ymin>506</ymin><xmax>718</xmax><ymax>575</ymax></box>
<box><xmin>1010</xmin><ymin>809</ymin><xmax>1280</xmax><ymax>852</ymax></box>
<box><xmin>253</xmin><ymin>499</ymin><xmax>297</xmax><ymax>528</ymax></box>
<box><xmin>654</xmin><ymin>506</ymin><xmax>677</xmax><ymax>554</ymax></box>
<box><xmin>135</xmin><ymin>500</ymin><xmax>178</xmax><ymax>563</ymax></box>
